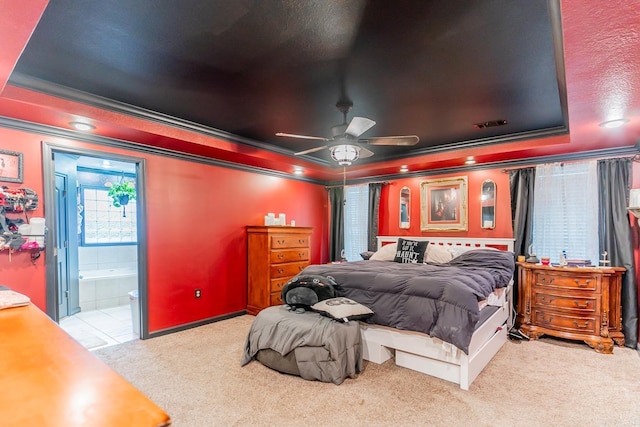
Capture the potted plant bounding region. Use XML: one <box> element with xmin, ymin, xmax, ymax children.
<box><xmin>107</xmin><ymin>180</ymin><xmax>136</xmax><ymax>217</ymax></box>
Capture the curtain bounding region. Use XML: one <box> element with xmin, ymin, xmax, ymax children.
<box><xmin>597</xmin><ymin>158</ymin><xmax>638</xmax><ymax>348</ymax></box>
<box><xmin>509</xmin><ymin>167</ymin><xmax>536</xmax><ymax>311</ymax></box>
<box><xmin>368</xmin><ymin>183</ymin><xmax>383</xmax><ymax>251</ymax></box>
<box><xmin>328</xmin><ymin>187</ymin><xmax>345</xmax><ymax>262</ymax></box>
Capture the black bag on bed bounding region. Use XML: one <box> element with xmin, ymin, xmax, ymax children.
<box><xmin>281</xmin><ymin>274</ymin><xmax>337</xmax><ymax>309</ymax></box>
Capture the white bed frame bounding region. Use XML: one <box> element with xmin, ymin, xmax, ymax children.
<box><xmin>360</xmin><ymin>236</ymin><xmax>515</xmax><ymax>390</ymax></box>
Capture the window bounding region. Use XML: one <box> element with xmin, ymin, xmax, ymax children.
<box><xmin>532</xmin><ymin>161</ymin><xmax>598</xmax><ymax>264</ymax></box>
<box><xmin>343</xmin><ymin>184</ymin><xmax>369</xmax><ymax>261</ymax></box>
<box><xmin>81</xmin><ymin>185</ymin><xmax>137</xmax><ymax>245</ymax></box>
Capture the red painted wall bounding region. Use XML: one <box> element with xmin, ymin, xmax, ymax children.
<box><xmin>0</xmin><ymin>127</ymin><xmax>46</xmax><ymax>309</ymax></box>
<box><xmin>0</xmin><ymin>127</ymin><xmax>328</xmax><ymax>333</ymax></box>
<box><xmin>379</xmin><ymin>169</ymin><xmax>512</xmax><ymax>239</ymax></box>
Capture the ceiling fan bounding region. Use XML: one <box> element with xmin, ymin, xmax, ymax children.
<box><xmin>276</xmin><ymin>99</ymin><xmax>419</xmax><ymax>165</ymax></box>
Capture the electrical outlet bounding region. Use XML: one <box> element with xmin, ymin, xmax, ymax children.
<box><xmin>195</xmin><ymin>289</ymin><xmax>201</xmax><ymax>298</ymax></box>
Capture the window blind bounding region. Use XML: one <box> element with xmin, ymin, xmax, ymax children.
<box><xmin>344</xmin><ymin>184</ymin><xmax>369</xmax><ymax>261</ymax></box>
<box><xmin>532</xmin><ymin>161</ymin><xmax>598</xmax><ymax>264</ymax></box>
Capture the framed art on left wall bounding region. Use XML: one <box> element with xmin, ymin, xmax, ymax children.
<box><xmin>420</xmin><ymin>176</ymin><xmax>468</xmax><ymax>231</ymax></box>
<box><xmin>0</xmin><ymin>150</ymin><xmax>23</xmax><ymax>183</ymax></box>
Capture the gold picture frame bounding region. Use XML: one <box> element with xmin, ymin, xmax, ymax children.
<box><xmin>420</xmin><ymin>176</ymin><xmax>468</xmax><ymax>231</ymax></box>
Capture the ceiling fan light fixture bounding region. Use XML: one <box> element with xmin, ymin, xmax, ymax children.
<box><xmin>330</xmin><ymin>144</ymin><xmax>360</xmax><ymax>166</ymax></box>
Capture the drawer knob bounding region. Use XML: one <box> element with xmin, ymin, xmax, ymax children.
<box><xmin>278</xmin><ymin>268</ymin><xmax>284</xmax><ymax>274</ymax></box>
<box><xmin>541</xmin><ymin>315</ymin><xmax>555</xmax><ymax>325</ymax></box>
<box><xmin>298</xmin><ymin>266</ymin><xmax>304</xmax><ymax>271</ymax></box>
<box><xmin>574</xmin><ymin>300</ymin><xmax>590</xmax><ymax>309</ymax></box>
<box><xmin>540</xmin><ymin>295</ymin><xmax>555</xmax><ymax>304</ymax></box>
<box><xmin>575</xmin><ymin>279</ymin><xmax>590</xmax><ymax>288</ymax></box>
<box><xmin>277</xmin><ymin>254</ymin><xmax>284</xmax><ymax>259</ymax></box>
<box><xmin>573</xmin><ymin>320</ymin><xmax>591</xmax><ymax>329</ymax></box>
<box><xmin>299</xmin><ymin>252</ymin><xmax>305</xmax><ymax>258</ymax></box>
<box><xmin>277</xmin><ymin>239</ymin><xmax>285</xmax><ymax>245</ymax></box>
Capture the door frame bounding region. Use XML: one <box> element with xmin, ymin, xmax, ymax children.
<box><xmin>42</xmin><ymin>142</ymin><xmax>151</xmax><ymax>339</ymax></box>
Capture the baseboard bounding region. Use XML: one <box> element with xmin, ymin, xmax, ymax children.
<box><xmin>146</xmin><ymin>310</ymin><xmax>247</xmax><ymax>339</ymax></box>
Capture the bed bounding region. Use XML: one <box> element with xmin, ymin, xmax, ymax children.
<box><xmin>300</xmin><ymin>236</ymin><xmax>515</xmax><ymax>390</ymax></box>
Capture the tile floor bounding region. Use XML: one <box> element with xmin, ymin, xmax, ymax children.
<box><xmin>60</xmin><ymin>304</ymin><xmax>138</xmax><ymax>351</ymax></box>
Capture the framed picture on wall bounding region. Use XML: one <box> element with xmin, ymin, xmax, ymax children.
<box><xmin>0</xmin><ymin>150</ymin><xmax>23</xmax><ymax>183</ymax></box>
<box><xmin>420</xmin><ymin>176</ymin><xmax>468</xmax><ymax>231</ymax></box>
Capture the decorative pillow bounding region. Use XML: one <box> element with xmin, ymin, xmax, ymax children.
<box><xmin>425</xmin><ymin>244</ymin><xmax>453</xmax><ymax>263</ymax></box>
<box><xmin>311</xmin><ymin>297</ymin><xmax>374</xmax><ymax>323</ymax></box>
<box><xmin>360</xmin><ymin>251</ymin><xmax>375</xmax><ymax>260</ymax></box>
<box><xmin>393</xmin><ymin>238</ymin><xmax>428</xmax><ymax>263</ymax></box>
<box><xmin>369</xmin><ymin>242</ymin><xmax>397</xmax><ymax>261</ymax></box>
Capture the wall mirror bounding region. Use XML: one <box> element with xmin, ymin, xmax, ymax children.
<box><xmin>400</xmin><ymin>186</ymin><xmax>410</xmax><ymax>229</ymax></box>
<box><xmin>481</xmin><ymin>179</ymin><xmax>496</xmax><ymax>229</ymax></box>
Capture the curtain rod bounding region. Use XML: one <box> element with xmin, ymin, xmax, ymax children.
<box><xmin>502</xmin><ymin>154</ymin><xmax>639</xmax><ymax>173</ymax></box>
<box><xmin>324</xmin><ymin>180</ymin><xmax>389</xmax><ymax>189</ymax></box>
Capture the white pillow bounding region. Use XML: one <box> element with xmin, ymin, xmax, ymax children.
<box><xmin>311</xmin><ymin>297</ymin><xmax>374</xmax><ymax>322</ymax></box>
<box><xmin>425</xmin><ymin>245</ymin><xmax>453</xmax><ymax>263</ymax></box>
<box><xmin>369</xmin><ymin>242</ymin><xmax>397</xmax><ymax>261</ymax></box>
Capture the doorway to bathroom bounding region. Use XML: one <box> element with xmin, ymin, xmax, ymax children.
<box><xmin>43</xmin><ymin>144</ymin><xmax>148</xmax><ymax>351</ymax></box>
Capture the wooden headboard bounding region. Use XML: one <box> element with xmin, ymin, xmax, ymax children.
<box><xmin>376</xmin><ymin>236</ymin><xmax>514</xmax><ymax>252</ymax></box>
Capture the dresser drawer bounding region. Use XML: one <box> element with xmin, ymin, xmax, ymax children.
<box><xmin>534</xmin><ymin>272</ymin><xmax>600</xmax><ymax>292</ymax></box>
<box><xmin>270</xmin><ymin>277</ymin><xmax>290</xmax><ymax>293</ymax></box>
<box><xmin>532</xmin><ymin>309</ymin><xmax>598</xmax><ymax>334</ymax></box>
<box><xmin>271</xmin><ymin>235</ymin><xmax>309</xmax><ymax>249</ymax></box>
<box><xmin>270</xmin><ymin>261</ymin><xmax>308</xmax><ymax>278</ymax></box>
<box><xmin>270</xmin><ymin>292</ymin><xmax>284</xmax><ymax>306</ymax></box>
<box><xmin>270</xmin><ymin>248</ymin><xmax>310</xmax><ymax>264</ymax></box>
<box><xmin>533</xmin><ymin>291</ymin><xmax>598</xmax><ymax>313</ymax></box>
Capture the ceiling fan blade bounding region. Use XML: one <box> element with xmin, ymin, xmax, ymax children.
<box><xmin>359</xmin><ymin>135</ymin><xmax>420</xmax><ymax>146</ymax></box>
<box><xmin>345</xmin><ymin>117</ymin><xmax>376</xmax><ymax>138</ymax></box>
<box><xmin>294</xmin><ymin>145</ymin><xmax>328</xmax><ymax>156</ymax></box>
<box><xmin>358</xmin><ymin>146</ymin><xmax>375</xmax><ymax>158</ymax></box>
<box><xmin>276</xmin><ymin>132</ymin><xmax>329</xmax><ymax>141</ymax></box>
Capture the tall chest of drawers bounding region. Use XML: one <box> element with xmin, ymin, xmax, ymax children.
<box><xmin>516</xmin><ymin>262</ymin><xmax>625</xmax><ymax>353</ymax></box>
<box><xmin>246</xmin><ymin>226</ymin><xmax>312</xmax><ymax>315</ymax></box>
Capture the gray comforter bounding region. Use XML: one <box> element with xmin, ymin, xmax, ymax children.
<box><xmin>242</xmin><ymin>306</ymin><xmax>363</xmax><ymax>385</ymax></box>
<box><xmin>301</xmin><ymin>249</ymin><xmax>515</xmax><ymax>354</ymax></box>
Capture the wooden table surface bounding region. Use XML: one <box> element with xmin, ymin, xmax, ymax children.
<box><xmin>0</xmin><ymin>303</ymin><xmax>170</xmax><ymax>426</ymax></box>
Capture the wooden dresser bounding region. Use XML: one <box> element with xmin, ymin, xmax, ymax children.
<box><xmin>516</xmin><ymin>262</ymin><xmax>625</xmax><ymax>353</ymax></box>
<box><xmin>247</xmin><ymin>226</ymin><xmax>312</xmax><ymax>315</ymax></box>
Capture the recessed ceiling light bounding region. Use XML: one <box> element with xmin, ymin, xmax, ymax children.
<box><xmin>465</xmin><ymin>157</ymin><xmax>476</xmax><ymax>165</ymax></box>
<box><xmin>102</xmin><ymin>160</ymin><xmax>112</xmax><ymax>168</ymax></box>
<box><xmin>399</xmin><ymin>165</ymin><xmax>409</xmax><ymax>173</ymax></box>
<box><xmin>293</xmin><ymin>167</ymin><xmax>303</xmax><ymax>175</ymax></box>
<box><xmin>69</xmin><ymin>121</ymin><xmax>95</xmax><ymax>131</ymax></box>
<box><xmin>599</xmin><ymin>119</ymin><xmax>629</xmax><ymax>129</ymax></box>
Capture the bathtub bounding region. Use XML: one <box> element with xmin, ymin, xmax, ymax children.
<box><xmin>79</xmin><ymin>268</ymin><xmax>137</xmax><ymax>280</ymax></box>
<box><xmin>79</xmin><ymin>268</ymin><xmax>138</xmax><ymax>311</ymax></box>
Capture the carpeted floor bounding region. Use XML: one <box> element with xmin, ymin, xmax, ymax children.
<box><xmin>94</xmin><ymin>315</ymin><xmax>640</xmax><ymax>427</ymax></box>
